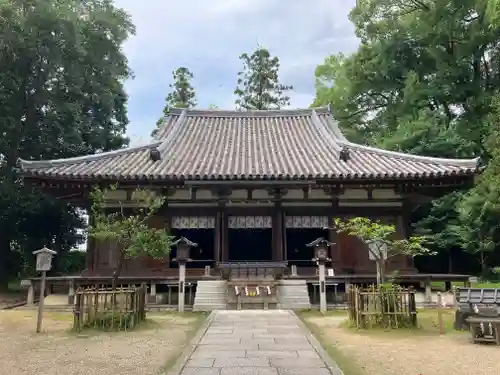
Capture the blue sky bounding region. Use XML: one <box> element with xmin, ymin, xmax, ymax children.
<box><xmin>114</xmin><ymin>0</ymin><xmax>359</xmax><ymax>144</ymax></box>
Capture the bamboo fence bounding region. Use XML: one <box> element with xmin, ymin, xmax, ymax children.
<box><xmin>73</xmin><ymin>284</ymin><xmax>147</xmax><ymax>332</ymax></box>
<box><xmin>347</xmin><ymin>285</ymin><xmax>417</xmax><ymax>329</ymax></box>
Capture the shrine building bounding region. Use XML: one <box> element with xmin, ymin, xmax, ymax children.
<box><xmin>18</xmin><ymin>107</ymin><xmax>479</xmax><ymax>309</ymax></box>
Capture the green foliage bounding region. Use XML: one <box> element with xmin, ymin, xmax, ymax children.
<box><xmin>334</xmin><ymin>217</ymin><xmax>431</xmax><ymax>283</ymax></box>
<box><xmin>234</xmin><ymin>46</ymin><xmax>293</xmax><ymax>110</ymax></box>
<box><xmin>56</xmin><ymin>251</ymin><xmax>87</xmax><ymax>276</ymax></box>
<box><xmin>155</xmin><ymin>67</ymin><xmax>197</xmax><ymax>131</ymax></box>
<box><xmin>0</xmin><ymin>0</ymin><xmax>134</xmax><ymax>286</ymax></box>
<box><xmin>334</xmin><ymin>217</ymin><xmax>431</xmax><ymax>259</ymax></box>
<box><xmin>455</xmin><ymin>93</ymin><xmax>500</xmax><ymax>270</ymax></box>
<box><xmin>88</xmin><ymin>185</ymin><xmax>174</xmax><ymax>285</ymax></box>
<box><xmin>313</xmin><ymin>0</ymin><xmax>500</xmax><ymax>273</ymax></box>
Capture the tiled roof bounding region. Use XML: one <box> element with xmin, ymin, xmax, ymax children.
<box><xmin>18</xmin><ymin>107</ymin><xmax>479</xmax><ymax>182</ymax></box>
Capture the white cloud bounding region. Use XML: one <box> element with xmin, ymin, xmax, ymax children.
<box><xmin>113</xmin><ymin>0</ymin><xmax>359</xmax><ymax>140</ymax></box>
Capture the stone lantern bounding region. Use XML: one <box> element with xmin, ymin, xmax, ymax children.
<box><xmin>172</xmin><ymin>237</ymin><xmax>197</xmax><ymax>312</ymax></box>
<box><xmin>307</xmin><ymin>237</ymin><xmax>334</xmax><ymax>313</ymax></box>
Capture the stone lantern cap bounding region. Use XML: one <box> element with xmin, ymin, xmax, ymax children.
<box><xmin>172</xmin><ymin>237</ymin><xmax>198</xmax><ymax>248</ymax></box>
<box><xmin>32</xmin><ymin>246</ymin><xmax>57</xmax><ymax>256</ymax></box>
<box><xmin>305</xmin><ymin>237</ymin><xmax>334</xmax><ymax>248</ymax></box>
<box><xmin>306</xmin><ymin>237</ymin><xmax>334</xmax><ymax>262</ymax></box>
<box><xmin>172</xmin><ymin>236</ymin><xmax>197</xmax><ymax>262</ymax></box>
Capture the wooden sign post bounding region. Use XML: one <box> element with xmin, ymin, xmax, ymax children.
<box><xmin>32</xmin><ymin>247</ymin><xmax>57</xmax><ymax>333</ymax></box>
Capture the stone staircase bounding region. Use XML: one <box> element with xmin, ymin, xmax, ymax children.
<box><xmin>193</xmin><ymin>280</ymin><xmax>228</xmax><ymax>311</ymax></box>
<box><xmin>277</xmin><ymin>279</ymin><xmax>311</xmax><ymax>309</ymax></box>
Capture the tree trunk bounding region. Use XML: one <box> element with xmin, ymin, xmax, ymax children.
<box><xmin>376</xmin><ymin>259</ymin><xmax>386</xmax><ymax>285</ymax></box>
<box><xmin>480</xmin><ymin>251</ymin><xmax>486</xmax><ymax>274</ymax></box>
<box><xmin>0</xmin><ymin>232</ymin><xmax>13</xmax><ymax>291</ymax></box>
<box><xmin>111</xmin><ymin>251</ymin><xmax>125</xmax><ymax>291</ymax></box>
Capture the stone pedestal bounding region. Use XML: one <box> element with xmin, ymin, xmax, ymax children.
<box><xmin>67</xmin><ymin>279</ymin><xmax>75</xmax><ymax>305</ymax></box>
<box><xmin>27</xmin><ymin>281</ymin><xmax>35</xmax><ymax>306</ymax></box>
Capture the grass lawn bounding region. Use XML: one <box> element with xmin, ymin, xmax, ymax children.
<box><xmin>430</xmin><ymin>280</ymin><xmax>500</xmax><ymax>291</ymax></box>
<box><xmin>0</xmin><ymin>309</ymin><xmax>207</xmax><ymax>375</ymax></box>
<box><xmin>299</xmin><ymin>308</ymin><xmax>499</xmax><ymax>375</ymax></box>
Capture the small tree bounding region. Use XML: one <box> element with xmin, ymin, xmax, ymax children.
<box><xmin>333</xmin><ymin>217</ymin><xmax>433</xmax><ymax>285</ymax></box>
<box><xmin>88</xmin><ymin>185</ymin><xmax>174</xmax><ymax>289</ymax></box>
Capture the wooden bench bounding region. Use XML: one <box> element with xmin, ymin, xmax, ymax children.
<box><xmin>455</xmin><ymin>288</ymin><xmax>500</xmax><ymax>330</ymax></box>
<box><xmin>466</xmin><ymin>316</ymin><xmax>500</xmax><ymax>345</ymax></box>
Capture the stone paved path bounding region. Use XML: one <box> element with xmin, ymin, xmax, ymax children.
<box><xmin>179</xmin><ymin>310</ymin><xmax>336</xmax><ymax>375</ymax></box>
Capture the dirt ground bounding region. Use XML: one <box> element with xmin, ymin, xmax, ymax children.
<box><xmin>0</xmin><ymin>309</ymin><xmax>205</xmax><ymax>375</ymax></box>
<box><xmin>304</xmin><ymin>312</ymin><xmax>500</xmax><ymax>375</ymax></box>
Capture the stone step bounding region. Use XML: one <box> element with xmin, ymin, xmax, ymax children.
<box><xmin>194</xmin><ymin>297</ymin><xmax>228</xmax><ymax>303</ymax></box>
<box><xmin>277</xmin><ymin>281</ymin><xmax>311</xmax><ymax>309</ymax></box>
<box><xmin>227</xmin><ymin>298</ymin><xmax>279</xmax><ymax>303</ymax></box>
<box><xmin>197</xmin><ymin>281</ymin><xmax>227</xmax><ymax>286</ymax></box>
<box><xmin>196</xmin><ymin>289</ymin><xmax>226</xmax><ymax>292</ymax></box>
<box><xmin>194</xmin><ymin>291</ymin><xmax>227</xmax><ymax>297</ymax></box>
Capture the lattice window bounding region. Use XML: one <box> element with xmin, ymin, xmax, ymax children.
<box><xmin>285</xmin><ymin>216</ymin><xmax>329</xmax><ymax>228</ymax></box>
<box><xmin>228</xmin><ymin>216</ymin><xmax>272</xmax><ymax>229</ymax></box>
<box><xmin>171</xmin><ymin>216</ymin><xmax>215</xmax><ymax>229</ymax></box>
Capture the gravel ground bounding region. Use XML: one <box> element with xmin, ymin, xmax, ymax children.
<box><xmin>306</xmin><ymin>315</ymin><xmax>500</xmax><ymax>375</ymax></box>
<box><xmin>0</xmin><ymin>310</ymin><xmax>202</xmax><ymax>375</ymax></box>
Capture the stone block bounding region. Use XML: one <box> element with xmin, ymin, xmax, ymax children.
<box><xmin>220</xmin><ymin>368</ymin><xmax>279</xmax><ymax>375</ymax></box>
<box><xmin>296</xmin><ymin>350</ymin><xmax>320</xmax><ymax>359</ymax></box>
<box><xmin>245</xmin><ymin>350</ymin><xmax>298</xmax><ymax>359</ymax></box>
<box><xmin>180</xmin><ymin>368</ymin><xmax>221</xmax><ymax>375</ymax></box>
<box><xmin>185</xmin><ymin>358</ymin><xmax>215</xmax><ymax>368</ymax></box>
<box><xmin>191</xmin><ymin>350</ymin><xmax>247</xmax><ymax>359</ymax></box>
<box><xmin>213</xmin><ymin>358</ymin><xmax>270</xmax><ymax>367</ymax></box>
<box><xmin>270</xmin><ymin>358</ymin><xmax>325</xmax><ymax>368</ymax></box>
<box><xmin>200</xmin><ymin>337</ymin><xmax>242</xmax><ymax>345</ymax></box>
<box><xmin>276</xmin><ymin>368</ymin><xmax>331</xmax><ymax>375</ymax></box>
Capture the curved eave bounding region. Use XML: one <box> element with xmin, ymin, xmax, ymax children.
<box><xmin>20</xmin><ymin>168</ymin><xmax>478</xmax><ymax>183</ymax></box>
<box><xmin>17</xmin><ymin>141</ymin><xmax>162</xmax><ymax>170</ymax></box>
<box><xmin>338</xmin><ymin>140</ymin><xmax>480</xmax><ymax>170</ymax></box>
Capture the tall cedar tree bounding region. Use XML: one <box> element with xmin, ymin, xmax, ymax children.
<box><xmin>234</xmin><ymin>47</ymin><xmax>293</xmax><ymax>110</ymax></box>
<box><xmin>0</xmin><ymin>0</ymin><xmax>134</xmax><ymax>287</ymax></box>
<box><xmin>154</xmin><ymin>67</ymin><xmax>197</xmax><ymax>132</ymax></box>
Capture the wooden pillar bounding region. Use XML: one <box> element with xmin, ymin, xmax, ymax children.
<box><xmin>222</xmin><ymin>207</ymin><xmax>229</xmax><ymax>262</ymax></box>
<box><xmin>165</xmin><ymin>213</ymin><xmax>172</xmax><ymax>269</ymax></box>
<box><xmin>328</xmin><ymin>214</ymin><xmax>338</xmax><ymax>265</ymax></box>
<box><xmin>283</xmin><ymin>212</ymin><xmax>288</xmax><ymax>261</ymax></box>
<box><xmin>272</xmin><ymin>196</ymin><xmax>283</xmax><ymax>261</ymax></box>
<box><xmin>86</xmin><ymin>212</ymin><xmax>95</xmax><ymax>272</ymax></box>
<box><xmin>214</xmin><ymin>209</ymin><xmax>222</xmax><ymax>264</ymax></box>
